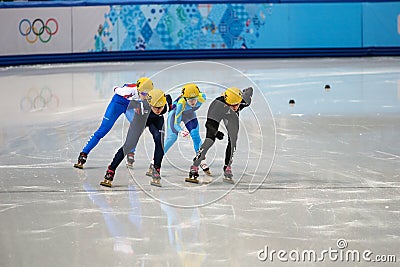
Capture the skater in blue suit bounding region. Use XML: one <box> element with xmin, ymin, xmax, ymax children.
<box><xmin>164</xmin><ymin>83</ymin><xmax>211</xmax><ymax>175</ymax></box>
<box><xmin>74</xmin><ymin>77</ymin><xmax>154</xmax><ymax>169</ymax></box>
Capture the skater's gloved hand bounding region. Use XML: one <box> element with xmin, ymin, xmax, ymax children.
<box><xmin>166</xmin><ymin>94</ymin><xmax>173</xmax><ymax>111</ymax></box>
<box><xmin>180</xmin><ymin>130</ymin><xmax>190</xmax><ymax>138</ymax></box>
<box><xmin>242</xmin><ymin>87</ymin><xmax>253</xmax><ymax>94</ymax></box>
<box><xmin>215</xmin><ymin>131</ymin><xmax>224</xmax><ymax>140</ymax></box>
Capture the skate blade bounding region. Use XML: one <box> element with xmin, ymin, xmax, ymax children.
<box><xmin>203</xmin><ymin>170</ymin><xmax>212</xmax><ymax>176</ymax></box>
<box><xmin>100</xmin><ymin>181</ymin><xmax>112</xmax><ymax>187</ymax></box>
<box><xmin>126</xmin><ymin>163</ymin><xmax>134</xmax><ymax>169</ymax></box>
<box><xmin>73</xmin><ymin>163</ymin><xmax>83</xmax><ymax>169</ymax></box>
<box><xmin>223</xmin><ymin>177</ymin><xmax>234</xmax><ymax>184</ymax></box>
<box><xmin>145</xmin><ymin>172</ymin><xmax>152</xmax><ymax>177</ymax></box>
<box><xmin>185</xmin><ymin>178</ymin><xmax>200</xmax><ymax>184</ymax></box>
<box><xmin>202</xmin><ymin>179</ymin><xmax>212</xmax><ymax>184</ymax></box>
<box><xmin>150</xmin><ymin>180</ymin><xmax>162</xmax><ymax>187</ymax></box>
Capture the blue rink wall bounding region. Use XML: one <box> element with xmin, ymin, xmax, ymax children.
<box><xmin>0</xmin><ymin>0</ymin><xmax>400</xmax><ymax>66</ymax></box>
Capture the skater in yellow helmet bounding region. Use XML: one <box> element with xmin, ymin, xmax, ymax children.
<box><xmin>101</xmin><ymin>88</ymin><xmax>172</xmax><ymax>187</ymax></box>
<box><xmin>186</xmin><ymin>86</ymin><xmax>253</xmax><ymax>184</ymax></box>
<box><xmin>164</xmin><ymin>83</ymin><xmax>211</xmax><ymax>176</ymax></box>
<box><xmin>74</xmin><ymin>77</ymin><xmax>153</xmax><ymax>169</ymax></box>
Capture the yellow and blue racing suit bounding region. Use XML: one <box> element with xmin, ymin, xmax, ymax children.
<box><xmin>164</xmin><ymin>92</ymin><xmax>206</xmax><ymax>153</ymax></box>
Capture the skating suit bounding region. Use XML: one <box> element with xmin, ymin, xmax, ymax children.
<box><xmin>109</xmin><ymin>95</ymin><xmax>172</xmax><ymax>170</ymax></box>
<box><xmin>82</xmin><ymin>84</ymin><xmax>139</xmax><ymax>155</ymax></box>
<box><xmin>193</xmin><ymin>87</ymin><xmax>253</xmax><ymax>167</ymax></box>
<box><xmin>164</xmin><ymin>92</ymin><xmax>206</xmax><ymax>153</ymax></box>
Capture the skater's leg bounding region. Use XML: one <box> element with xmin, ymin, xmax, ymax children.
<box><xmin>185</xmin><ymin>116</ymin><xmax>211</xmax><ymax>175</ymax></box>
<box><xmin>147</xmin><ymin>118</ymin><xmax>164</xmax><ymax>187</ymax></box>
<box><xmin>147</xmin><ymin>117</ymin><xmax>164</xmax><ymax>186</ymax></box>
<box><xmin>225</xmin><ymin>137</ymin><xmax>234</xmax><ymax>166</ymax></box>
<box><xmin>148</xmin><ymin>117</ymin><xmax>165</xmax><ymax>169</ymax></box>
<box><xmin>192</xmin><ymin>119</ymin><xmax>218</xmax><ymax>167</ymax></box>
<box><xmin>193</xmin><ymin>138</ymin><xmax>214</xmax><ymax>166</ymax></box>
<box><xmin>222</xmin><ymin>117</ymin><xmax>239</xmax><ymax>182</ymax></box>
<box><xmin>100</xmin><ymin>146</ymin><xmax>124</xmax><ymax>187</ymax></box>
<box><xmin>109</xmin><ymin>147</ymin><xmax>125</xmax><ymax>170</ymax></box>
<box><xmin>164</xmin><ymin>131</ymin><xmax>178</xmax><ymax>154</ymax></box>
<box><xmin>184</xmin><ymin>117</ymin><xmax>201</xmax><ymax>153</ymax></box>
<box><xmin>122</xmin><ymin>112</ymin><xmax>147</xmax><ymax>156</ymax></box>
<box><xmin>223</xmin><ymin>117</ymin><xmax>239</xmax><ymax>167</ymax></box>
<box><xmin>82</xmin><ymin>95</ymin><xmax>128</xmax><ymax>155</ymax></box>
<box><xmin>163</xmin><ymin>112</ymin><xmax>178</xmax><ymax>154</ymax></box>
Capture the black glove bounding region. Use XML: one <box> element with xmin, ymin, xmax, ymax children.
<box><xmin>242</xmin><ymin>87</ymin><xmax>253</xmax><ymax>94</ymax></box>
<box><xmin>215</xmin><ymin>131</ymin><xmax>224</xmax><ymax>140</ymax></box>
<box><xmin>166</xmin><ymin>94</ymin><xmax>172</xmax><ymax>105</ymax></box>
<box><xmin>166</xmin><ymin>94</ymin><xmax>173</xmax><ymax>111</ymax></box>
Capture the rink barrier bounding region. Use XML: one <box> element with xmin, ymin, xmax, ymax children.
<box><xmin>3</xmin><ymin>47</ymin><xmax>400</xmax><ymax>67</ymax></box>
<box><xmin>2</xmin><ymin>0</ymin><xmax>400</xmax><ymax>8</ymax></box>
<box><xmin>0</xmin><ymin>1</ymin><xmax>399</xmax><ymax>66</ymax></box>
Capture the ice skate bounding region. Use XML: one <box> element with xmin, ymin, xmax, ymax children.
<box><xmin>148</xmin><ymin>165</ymin><xmax>162</xmax><ymax>187</ymax></box>
<box><xmin>126</xmin><ymin>153</ymin><xmax>135</xmax><ymax>169</ymax></box>
<box><xmin>100</xmin><ymin>166</ymin><xmax>115</xmax><ymax>187</ymax></box>
<box><xmin>73</xmin><ymin>152</ymin><xmax>87</xmax><ymax>169</ymax></box>
<box><xmin>223</xmin><ymin>165</ymin><xmax>235</xmax><ymax>184</ymax></box>
<box><xmin>145</xmin><ymin>163</ymin><xmax>154</xmax><ymax>177</ymax></box>
<box><xmin>185</xmin><ymin>165</ymin><xmax>200</xmax><ymax>184</ymax></box>
<box><xmin>200</xmin><ymin>161</ymin><xmax>212</xmax><ymax>176</ymax></box>
<box><xmin>151</xmin><ymin>177</ymin><xmax>162</xmax><ymax>187</ymax></box>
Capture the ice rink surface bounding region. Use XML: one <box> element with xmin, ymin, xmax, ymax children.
<box><xmin>0</xmin><ymin>58</ymin><xmax>399</xmax><ymax>266</ymax></box>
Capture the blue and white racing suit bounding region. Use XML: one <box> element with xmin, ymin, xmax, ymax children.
<box><xmin>81</xmin><ymin>83</ymin><xmax>139</xmax><ymax>155</ymax></box>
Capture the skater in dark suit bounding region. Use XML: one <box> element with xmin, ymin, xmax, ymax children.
<box><xmin>101</xmin><ymin>88</ymin><xmax>172</xmax><ymax>187</ymax></box>
<box><xmin>187</xmin><ymin>86</ymin><xmax>253</xmax><ymax>184</ymax></box>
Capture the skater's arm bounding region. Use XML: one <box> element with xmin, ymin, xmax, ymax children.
<box><xmin>191</xmin><ymin>92</ymin><xmax>206</xmax><ymax>111</ymax></box>
<box><xmin>196</xmin><ymin>92</ymin><xmax>206</xmax><ymax>107</ymax></box>
<box><xmin>240</xmin><ymin>87</ymin><xmax>253</xmax><ymax>110</ymax></box>
<box><xmin>114</xmin><ymin>84</ymin><xmax>136</xmax><ymax>99</ymax></box>
<box><xmin>173</xmin><ymin>99</ymin><xmax>185</xmax><ymax>132</ymax></box>
<box><xmin>166</xmin><ymin>94</ymin><xmax>173</xmax><ymax>111</ymax></box>
<box><xmin>123</xmin><ymin>113</ymin><xmax>147</xmax><ymax>155</ymax></box>
<box><xmin>158</xmin><ymin>94</ymin><xmax>173</xmax><ymax>116</ymax></box>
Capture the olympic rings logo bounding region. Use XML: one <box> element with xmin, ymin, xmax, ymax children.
<box><xmin>18</xmin><ymin>18</ymin><xmax>59</xmax><ymax>44</ymax></box>
<box><xmin>20</xmin><ymin>87</ymin><xmax>60</xmax><ymax>112</ymax></box>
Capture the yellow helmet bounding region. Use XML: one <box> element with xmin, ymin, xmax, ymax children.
<box><xmin>136</xmin><ymin>77</ymin><xmax>154</xmax><ymax>93</ymax></box>
<box><xmin>224</xmin><ymin>87</ymin><xmax>242</xmax><ymax>105</ymax></box>
<box><xmin>181</xmin><ymin>83</ymin><xmax>200</xmax><ymax>98</ymax></box>
<box><xmin>147</xmin><ymin>89</ymin><xmax>166</xmax><ymax>107</ymax></box>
